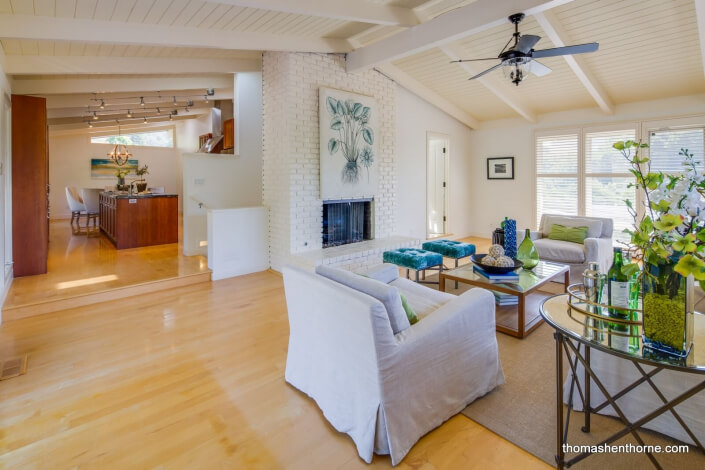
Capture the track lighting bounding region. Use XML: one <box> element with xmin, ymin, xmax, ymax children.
<box><xmin>173</xmin><ymin>96</ymin><xmax>177</xmax><ymax>105</ymax></box>
<box><xmin>99</xmin><ymin>99</ymin><xmax>105</xmax><ymax>109</ymax></box>
<box><xmin>143</xmin><ymin>116</ymin><xmax>148</xmax><ymax>123</ymax></box>
<box><xmin>156</xmin><ymin>107</ymin><xmax>161</xmax><ymax>114</ymax></box>
<box><xmin>184</xmin><ymin>107</ymin><xmax>189</xmax><ymax>113</ymax></box>
<box><xmin>204</xmin><ymin>95</ymin><xmax>208</xmax><ymax>103</ymax></box>
<box><xmin>88</xmin><ymin>122</ymin><xmax>93</xmax><ymax>128</ymax></box>
<box><xmin>93</xmin><ymin>112</ymin><xmax>98</xmax><ymax>120</ymax></box>
<box><xmin>140</xmin><ymin>96</ymin><xmax>145</xmax><ymax>107</ymax></box>
<box><xmin>127</xmin><ymin>109</ymin><xmax>132</xmax><ymax>118</ymax></box>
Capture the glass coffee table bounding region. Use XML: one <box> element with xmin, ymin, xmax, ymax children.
<box><xmin>439</xmin><ymin>260</ymin><xmax>569</xmax><ymax>338</ymax></box>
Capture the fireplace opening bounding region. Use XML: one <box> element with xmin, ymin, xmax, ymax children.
<box><xmin>322</xmin><ymin>199</ymin><xmax>374</xmax><ymax>248</ymax></box>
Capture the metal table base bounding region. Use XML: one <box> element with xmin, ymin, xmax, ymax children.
<box><xmin>554</xmin><ymin>331</ymin><xmax>705</xmax><ymax>469</ymax></box>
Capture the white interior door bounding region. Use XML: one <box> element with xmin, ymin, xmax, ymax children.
<box><xmin>427</xmin><ymin>134</ymin><xmax>449</xmax><ymax>237</ymax></box>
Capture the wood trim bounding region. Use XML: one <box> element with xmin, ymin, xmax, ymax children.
<box><xmin>2</xmin><ymin>271</ymin><xmax>211</xmax><ymax>321</ymax></box>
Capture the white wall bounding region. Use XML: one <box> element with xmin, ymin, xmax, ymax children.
<box><xmin>182</xmin><ymin>71</ymin><xmax>263</xmax><ymax>256</ymax></box>
<box><xmin>396</xmin><ymin>86</ymin><xmax>474</xmax><ymax>240</ymax></box>
<box><xmin>469</xmin><ymin>94</ymin><xmax>705</xmax><ymax>238</ymax></box>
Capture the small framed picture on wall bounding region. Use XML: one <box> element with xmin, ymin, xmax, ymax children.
<box><xmin>487</xmin><ymin>157</ymin><xmax>514</xmax><ymax>180</ymax></box>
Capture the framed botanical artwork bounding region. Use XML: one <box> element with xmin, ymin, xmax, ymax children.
<box><xmin>487</xmin><ymin>157</ymin><xmax>514</xmax><ymax>180</ymax></box>
<box><xmin>319</xmin><ymin>87</ymin><xmax>378</xmax><ymax>200</ymax></box>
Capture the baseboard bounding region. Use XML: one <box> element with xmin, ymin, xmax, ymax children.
<box><xmin>211</xmin><ymin>264</ymin><xmax>270</xmax><ymax>281</ymax></box>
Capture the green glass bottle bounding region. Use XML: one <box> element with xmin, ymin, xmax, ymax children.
<box><xmin>517</xmin><ymin>228</ymin><xmax>539</xmax><ymax>270</ymax></box>
<box><xmin>607</xmin><ymin>247</ymin><xmax>630</xmax><ymax>351</ymax></box>
<box><xmin>628</xmin><ymin>271</ymin><xmax>640</xmax><ymax>352</ymax></box>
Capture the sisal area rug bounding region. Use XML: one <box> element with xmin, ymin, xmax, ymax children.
<box><xmin>461</xmin><ymin>323</ymin><xmax>705</xmax><ymax>469</ymax></box>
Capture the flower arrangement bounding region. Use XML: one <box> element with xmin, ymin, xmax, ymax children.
<box><xmin>135</xmin><ymin>164</ymin><xmax>149</xmax><ymax>181</ymax></box>
<box><xmin>616</xmin><ymin>141</ymin><xmax>705</xmax><ymax>282</ymax></box>
<box><xmin>615</xmin><ymin>140</ymin><xmax>703</xmax><ymax>352</ymax></box>
<box><xmin>115</xmin><ymin>168</ymin><xmax>131</xmax><ymax>179</ymax></box>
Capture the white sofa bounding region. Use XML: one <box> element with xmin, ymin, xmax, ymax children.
<box><xmin>283</xmin><ymin>263</ymin><xmax>505</xmax><ymax>466</ymax></box>
<box><xmin>518</xmin><ymin>214</ymin><xmax>614</xmax><ymax>281</ymax></box>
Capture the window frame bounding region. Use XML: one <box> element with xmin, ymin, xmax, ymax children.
<box><xmin>533</xmin><ymin>122</ymin><xmax>640</xmax><ymax>237</ymax></box>
<box><xmin>639</xmin><ymin>116</ymin><xmax>705</xmax><ymax>220</ymax></box>
<box><xmin>89</xmin><ymin>125</ymin><xmax>176</xmax><ymax>149</ymax></box>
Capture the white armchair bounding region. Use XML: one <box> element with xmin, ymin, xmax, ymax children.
<box><xmin>518</xmin><ymin>214</ymin><xmax>614</xmax><ymax>281</ymax></box>
<box><xmin>283</xmin><ymin>264</ymin><xmax>504</xmax><ymax>466</ymax></box>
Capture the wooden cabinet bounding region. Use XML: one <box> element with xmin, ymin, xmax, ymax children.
<box><xmin>223</xmin><ymin>118</ymin><xmax>234</xmax><ymax>150</ymax></box>
<box><xmin>12</xmin><ymin>95</ymin><xmax>48</xmax><ymax>277</ymax></box>
<box><xmin>100</xmin><ymin>193</ymin><xmax>178</xmax><ymax>249</ymax></box>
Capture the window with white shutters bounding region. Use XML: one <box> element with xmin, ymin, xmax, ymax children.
<box><xmin>535</xmin><ymin>126</ymin><xmax>637</xmax><ymax>244</ymax></box>
<box><xmin>648</xmin><ymin>127</ymin><xmax>705</xmax><ymax>173</ymax></box>
<box><xmin>584</xmin><ymin>128</ymin><xmax>637</xmax><ymax>243</ymax></box>
<box><xmin>535</xmin><ymin>132</ymin><xmax>579</xmax><ymax>228</ymax></box>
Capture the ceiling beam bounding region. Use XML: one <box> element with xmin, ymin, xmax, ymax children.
<box><xmin>346</xmin><ymin>0</ymin><xmax>575</xmax><ymax>72</ymax></box>
<box><xmin>207</xmin><ymin>0</ymin><xmax>419</xmax><ymax>26</ymax></box>
<box><xmin>376</xmin><ymin>63</ymin><xmax>480</xmax><ymax>129</ymax></box>
<box><xmin>4</xmin><ymin>56</ymin><xmax>261</xmax><ymax>75</ymax></box>
<box><xmin>533</xmin><ymin>11</ymin><xmax>613</xmax><ymax>114</ymax></box>
<box><xmin>0</xmin><ymin>14</ymin><xmax>350</xmax><ymax>53</ymax></box>
<box><xmin>11</xmin><ymin>75</ymin><xmax>234</xmax><ymax>95</ymax></box>
<box><xmin>441</xmin><ymin>44</ymin><xmax>536</xmax><ymax>123</ymax></box>
<box><xmin>696</xmin><ymin>0</ymin><xmax>705</xmax><ymax>77</ymax></box>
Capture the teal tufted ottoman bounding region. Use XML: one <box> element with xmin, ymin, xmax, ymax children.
<box><xmin>422</xmin><ymin>240</ymin><xmax>476</xmax><ymax>288</ymax></box>
<box><xmin>383</xmin><ymin>247</ymin><xmax>443</xmax><ymax>284</ymax></box>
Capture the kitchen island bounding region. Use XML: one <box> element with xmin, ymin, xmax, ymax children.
<box><xmin>99</xmin><ymin>192</ymin><xmax>178</xmax><ymax>249</ymax></box>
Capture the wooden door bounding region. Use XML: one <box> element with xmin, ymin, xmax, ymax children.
<box><xmin>11</xmin><ymin>95</ymin><xmax>48</xmax><ymax>276</ymax></box>
<box><xmin>223</xmin><ymin>118</ymin><xmax>234</xmax><ymax>150</ymax></box>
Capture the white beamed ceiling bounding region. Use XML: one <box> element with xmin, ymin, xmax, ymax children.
<box><xmin>0</xmin><ymin>0</ymin><xmax>703</xmax><ymax>126</ymax></box>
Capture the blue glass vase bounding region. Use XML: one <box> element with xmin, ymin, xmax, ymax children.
<box><xmin>504</xmin><ymin>219</ymin><xmax>517</xmax><ymax>259</ymax></box>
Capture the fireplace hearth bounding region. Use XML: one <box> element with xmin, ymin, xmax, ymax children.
<box><xmin>322</xmin><ymin>199</ymin><xmax>373</xmax><ymax>248</ymax></box>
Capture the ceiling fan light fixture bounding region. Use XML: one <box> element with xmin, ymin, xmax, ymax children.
<box><xmin>502</xmin><ymin>57</ymin><xmax>532</xmax><ymax>86</ymax></box>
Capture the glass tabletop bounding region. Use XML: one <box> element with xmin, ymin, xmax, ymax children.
<box><xmin>442</xmin><ymin>260</ymin><xmax>568</xmax><ymax>294</ymax></box>
<box><xmin>541</xmin><ymin>294</ymin><xmax>705</xmax><ymax>373</ymax></box>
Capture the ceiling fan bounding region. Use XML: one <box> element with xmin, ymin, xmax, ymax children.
<box><xmin>451</xmin><ymin>13</ymin><xmax>599</xmax><ymax>86</ymax></box>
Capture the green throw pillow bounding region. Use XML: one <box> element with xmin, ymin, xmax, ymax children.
<box><xmin>399</xmin><ymin>293</ymin><xmax>419</xmax><ymax>325</ymax></box>
<box><xmin>548</xmin><ymin>224</ymin><xmax>589</xmax><ymax>244</ymax></box>
<box><xmin>357</xmin><ymin>272</ymin><xmax>419</xmax><ymax>325</ymax></box>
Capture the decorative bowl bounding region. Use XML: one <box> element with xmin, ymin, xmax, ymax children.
<box><xmin>471</xmin><ymin>254</ymin><xmax>524</xmax><ymax>274</ymax></box>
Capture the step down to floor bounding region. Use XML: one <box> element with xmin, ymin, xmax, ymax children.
<box><xmin>2</xmin><ymin>271</ymin><xmax>212</xmax><ymax>322</ymax></box>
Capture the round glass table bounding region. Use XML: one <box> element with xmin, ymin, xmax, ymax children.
<box><xmin>540</xmin><ymin>294</ymin><xmax>705</xmax><ymax>469</ymax></box>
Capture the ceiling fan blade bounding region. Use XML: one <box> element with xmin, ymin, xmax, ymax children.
<box><xmin>532</xmin><ymin>42</ymin><xmax>599</xmax><ymax>59</ymax></box>
<box><xmin>514</xmin><ymin>34</ymin><xmax>541</xmax><ymax>53</ymax></box>
<box><xmin>530</xmin><ymin>60</ymin><xmax>552</xmax><ymax>77</ymax></box>
<box><xmin>468</xmin><ymin>63</ymin><xmax>502</xmax><ymax>80</ymax></box>
<box><xmin>450</xmin><ymin>58</ymin><xmax>500</xmax><ymax>63</ymax></box>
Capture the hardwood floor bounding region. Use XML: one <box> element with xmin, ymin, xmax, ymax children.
<box><xmin>0</xmin><ymin>268</ymin><xmax>549</xmax><ymax>469</ymax></box>
<box><xmin>2</xmin><ymin>219</ymin><xmax>210</xmax><ymax>317</ymax></box>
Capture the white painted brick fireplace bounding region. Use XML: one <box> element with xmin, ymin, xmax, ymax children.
<box><xmin>263</xmin><ymin>52</ymin><xmax>417</xmax><ymax>271</ymax></box>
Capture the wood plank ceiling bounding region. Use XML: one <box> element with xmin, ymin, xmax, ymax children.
<box><xmin>0</xmin><ymin>0</ymin><xmax>703</xmax><ymax>125</ymax></box>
